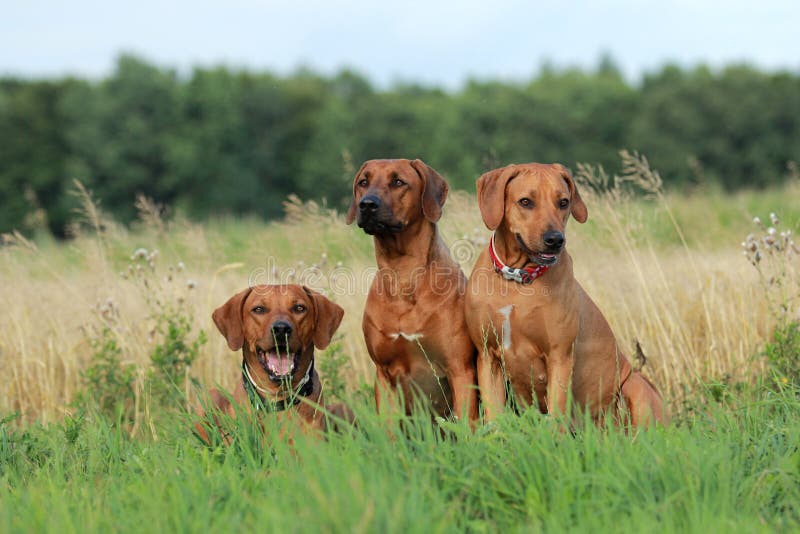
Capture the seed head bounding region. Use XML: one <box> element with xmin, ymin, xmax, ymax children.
<box><xmin>131</xmin><ymin>248</ymin><xmax>148</xmax><ymax>260</ymax></box>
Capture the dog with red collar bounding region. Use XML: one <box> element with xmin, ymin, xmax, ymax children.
<box><xmin>465</xmin><ymin>163</ymin><xmax>667</xmax><ymax>427</ymax></box>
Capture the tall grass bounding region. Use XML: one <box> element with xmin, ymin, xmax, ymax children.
<box><xmin>1</xmin><ymin>387</ymin><xmax>798</xmax><ymax>532</ymax></box>
<box><xmin>0</xmin><ymin>157</ymin><xmax>798</xmax><ymax>424</ymax></box>
<box><xmin>1</xmin><ymin>157</ymin><xmax>799</xmax><ymax>532</ymax></box>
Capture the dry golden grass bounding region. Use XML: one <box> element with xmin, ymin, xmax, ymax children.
<box><xmin>1</xmin><ymin>164</ymin><xmax>798</xmax><ymax>424</ymax></box>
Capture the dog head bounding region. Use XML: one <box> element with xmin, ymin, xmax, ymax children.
<box><xmin>477</xmin><ymin>163</ymin><xmax>587</xmax><ymax>266</ymax></box>
<box><xmin>212</xmin><ymin>285</ymin><xmax>344</xmax><ymax>384</ymax></box>
<box><xmin>345</xmin><ymin>158</ymin><xmax>449</xmax><ymax>235</ymax></box>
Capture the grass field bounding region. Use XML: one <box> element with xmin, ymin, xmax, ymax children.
<box><xmin>2</xmin><ymin>390</ymin><xmax>798</xmax><ymax>532</ymax></box>
<box><xmin>1</xmin><ymin>156</ymin><xmax>799</xmax><ymax>532</ymax></box>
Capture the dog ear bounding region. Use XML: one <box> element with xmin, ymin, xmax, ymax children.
<box><xmin>410</xmin><ymin>159</ymin><xmax>449</xmax><ymax>223</ymax></box>
<box><xmin>212</xmin><ymin>287</ymin><xmax>253</xmax><ymax>351</ymax></box>
<box><xmin>345</xmin><ymin>161</ymin><xmax>369</xmax><ymax>225</ymax></box>
<box><xmin>303</xmin><ymin>287</ymin><xmax>344</xmax><ymax>350</ymax></box>
<box><xmin>476</xmin><ymin>165</ymin><xmax>519</xmax><ymax>230</ymax></box>
<box><xmin>556</xmin><ymin>165</ymin><xmax>588</xmax><ymax>223</ymax></box>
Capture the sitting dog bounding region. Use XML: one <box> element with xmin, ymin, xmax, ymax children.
<box><xmin>464</xmin><ymin>163</ymin><xmax>667</xmax><ymax>427</ymax></box>
<box><xmin>195</xmin><ymin>284</ymin><xmax>352</xmax><ymax>444</ymax></box>
<box><xmin>347</xmin><ymin>159</ymin><xmax>478</xmax><ymax>422</ymax></box>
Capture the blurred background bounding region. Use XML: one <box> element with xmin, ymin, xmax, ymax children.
<box><xmin>1</xmin><ymin>0</ymin><xmax>799</xmax><ymax>236</ymax></box>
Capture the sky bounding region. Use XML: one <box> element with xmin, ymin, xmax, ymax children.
<box><xmin>1</xmin><ymin>0</ymin><xmax>798</xmax><ymax>88</ymax></box>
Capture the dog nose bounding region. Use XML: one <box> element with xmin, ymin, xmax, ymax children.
<box><xmin>270</xmin><ymin>321</ymin><xmax>292</xmax><ymax>339</ymax></box>
<box><xmin>359</xmin><ymin>195</ymin><xmax>381</xmax><ymax>213</ymax></box>
<box><xmin>543</xmin><ymin>231</ymin><xmax>565</xmax><ymax>251</ymax></box>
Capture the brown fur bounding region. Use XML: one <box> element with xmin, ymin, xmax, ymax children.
<box><xmin>347</xmin><ymin>159</ymin><xmax>478</xmax><ymax>421</ymax></box>
<box><xmin>194</xmin><ymin>284</ymin><xmax>354</xmax><ymax>444</ymax></box>
<box><xmin>464</xmin><ymin>163</ymin><xmax>667</xmax><ymax>427</ymax></box>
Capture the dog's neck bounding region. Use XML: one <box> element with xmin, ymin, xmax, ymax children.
<box><xmin>372</xmin><ymin>218</ymin><xmax>443</xmax><ymax>271</ymax></box>
<box><xmin>370</xmin><ymin>219</ymin><xmax>454</xmax><ymax>301</ymax></box>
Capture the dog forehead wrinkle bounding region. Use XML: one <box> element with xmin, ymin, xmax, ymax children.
<box><xmin>518</xmin><ymin>167</ymin><xmax>561</xmax><ymax>183</ymax></box>
<box><xmin>498</xmin><ymin>305</ymin><xmax>513</xmax><ymax>351</ymax></box>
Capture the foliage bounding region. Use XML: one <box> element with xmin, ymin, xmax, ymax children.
<box><xmin>1</xmin><ymin>150</ymin><xmax>799</xmax><ymax>530</ymax></box>
<box><xmin>75</xmin><ymin>325</ymin><xmax>137</xmax><ymax>422</ymax></box>
<box><xmin>148</xmin><ymin>313</ymin><xmax>206</xmax><ymax>408</ymax></box>
<box><xmin>73</xmin><ymin>241</ymin><xmax>206</xmax><ymax>429</ymax></box>
<box><xmin>764</xmin><ymin>321</ymin><xmax>800</xmax><ymax>389</ymax></box>
<box><xmin>316</xmin><ymin>340</ymin><xmax>349</xmax><ymax>403</ymax></box>
<box><xmin>2</xmin><ymin>56</ymin><xmax>800</xmax><ymax>235</ymax></box>
<box><xmin>1</xmin><ymin>384</ymin><xmax>800</xmax><ymax>532</ymax></box>
<box><xmin>742</xmin><ymin>211</ymin><xmax>800</xmax><ymax>388</ymax></box>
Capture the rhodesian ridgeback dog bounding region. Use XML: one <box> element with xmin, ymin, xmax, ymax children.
<box><xmin>464</xmin><ymin>163</ymin><xmax>666</xmax><ymax>427</ymax></box>
<box><xmin>347</xmin><ymin>159</ymin><xmax>478</xmax><ymax>422</ymax></box>
<box><xmin>195</xmin><ymin>284</ymin><xmax>352</xmax><ymax>444</ymax></box>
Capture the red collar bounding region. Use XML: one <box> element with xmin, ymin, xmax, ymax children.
<box><xmin>489</xmin><ymin>233</ymin><xmax>550</xmax><ymax>284</ymax></box>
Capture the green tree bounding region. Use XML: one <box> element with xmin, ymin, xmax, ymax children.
<box><xmin>64</xmin><ymin>55</ymin><xmax>183</xmax><ymax>224</ymax></box>
<box><xmin>0</xmin><ymin>79</ymin><xmax>77</xmax><ymax>234</ymax></box>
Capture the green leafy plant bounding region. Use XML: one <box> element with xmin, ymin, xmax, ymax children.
<box><xmin>74</xmin><ymin>243</ymin><xmax>206</xmax><ymax>430</ymax></box>
<box><xmin>316</xmin><ymin>340</ymin><xmax>350</xmax><ymax>403</ymax></box>
<box><xmin>126</xmin><ymin>247</ymin><xmax>207</xmax><ymax>415</ymax></box>
<box><xmin>764</xmin><ymin>321</ymin><xmax>800</xmax><ymax>389</ymax></box>
<box><xmin>743</xmin><ymin>212</ymin><xmax>800</xmax><ymax>388</ymax></box>
<box><xmin>148</xmin><ymin>312</ymin><xmax>206</xmax><ymax>408</ymax></box>
<box><xmin>75</xmin><ymin>324</ymin><xmax>136</xmax><ymax>423</ymax></box>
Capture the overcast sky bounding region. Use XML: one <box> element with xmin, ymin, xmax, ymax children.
<box><xmin>2</xmin><ymin>0</ymin><xmax>798</xmax><ymax>88</ymax></box>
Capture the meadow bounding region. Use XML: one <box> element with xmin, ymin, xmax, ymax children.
<box><xmin>1</xmin><ymin>154</ymin><xmax>799</xmax><ymax>532</ymax></box>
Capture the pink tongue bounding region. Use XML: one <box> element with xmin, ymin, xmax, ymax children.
<box><xmin>541</xmin><ymin>253</ymin><xmax>556</xmax><ymax>259</ymax></box>
<box><xmin>267</xmin><ymin>354</ymin><xmax>293</xmax><ymax>375</ymax></box>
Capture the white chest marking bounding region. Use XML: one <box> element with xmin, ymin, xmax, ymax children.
<box><xmin>389</xmin><ymin>332</ymin><xmax>424</xmax><ymax>342</ymax></box>
<box><xmin>498</xmin><ymin>305</ymin><xmax>513</xmax><ymax>351</ymax></box>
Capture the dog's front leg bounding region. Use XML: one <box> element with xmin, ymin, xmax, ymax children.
<box><xmin>477</xmin><ymin>351</ymin><xmax>506</xmax><ymax>421</ymax></box>
<box><xmin>448</xmin><ymin>364</ymin><xmax>479</xmax><ymax>425</ymax></box>
<box><xmin>374</xmin><ymin>368</ymin><xmax>402</xmax><ymax>418</ymax></box>
<box><xmin>545</xmin><ymin>352</ymin><xmax>574</xmax><ymax>418</ymax></box>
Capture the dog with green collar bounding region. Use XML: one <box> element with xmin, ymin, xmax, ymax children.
<box><xmin>195</xmin><ymin>284</ymin><xmax>354</xmax><ymax>445</ymax></box>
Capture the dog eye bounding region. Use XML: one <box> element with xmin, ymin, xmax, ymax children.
<box><xmin>251</xmin><ymin>306</ymin><xmax>267</xmax><ymax>314</ymax></box>
<box><xmin>391</xmin><ymin>178</ymin><xmax>405</xmax><ymax>187</ymax></box>
<box><xmin>357</xmin><ymin>179</ymin><xmax>368</xmax><ymax>187</ymax></box>
<box><xmin>559</xmin><ymin>198</ymin><xmax>570</xmax><ymax>208</ymax></box>
<box><xmin>292</xmin><ymin>304</ymin><xmax>307</xmax><ymax>313</ymax></box>
<box><xmin>518</xmin><ymin>198</ymin><xmax>533</xmax><ymax>208</ymax></box>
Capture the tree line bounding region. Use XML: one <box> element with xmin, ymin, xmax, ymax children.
<box><xmin>2</xmin><ymin>54</ymin><xmax>799</xmax><ymax>235</ymax></box>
